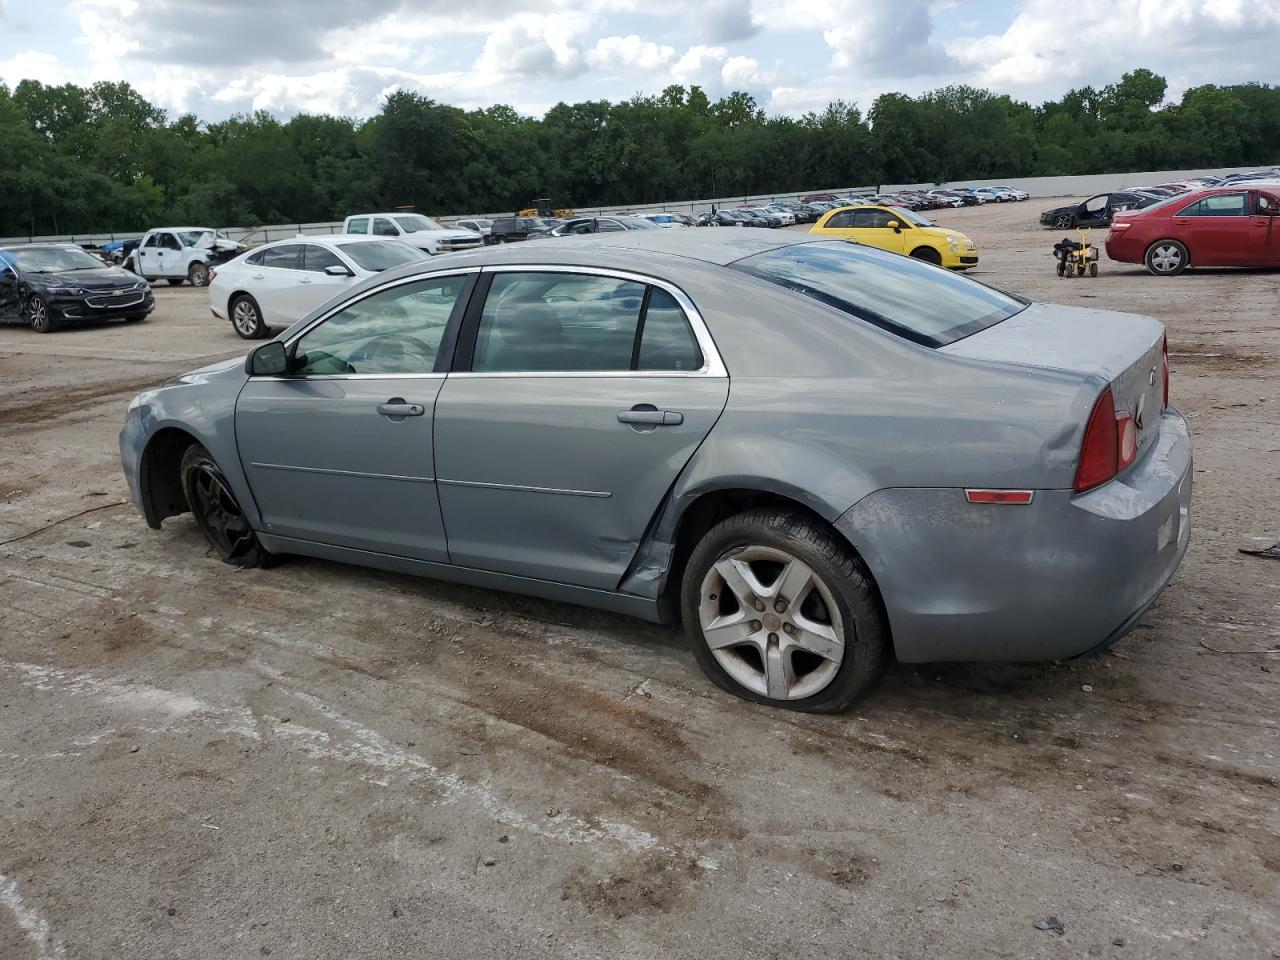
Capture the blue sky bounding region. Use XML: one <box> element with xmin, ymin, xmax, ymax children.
<box><xmin>2</xmin><ymin>0</ymin><xmax>1278</xmax><ymax>121</ymax></box>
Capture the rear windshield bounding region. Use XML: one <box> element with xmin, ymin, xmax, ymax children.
<box><xmin>732</xmin><ymin>241</ymin><xmax>1026</xmax><ymax>347</ymax></box>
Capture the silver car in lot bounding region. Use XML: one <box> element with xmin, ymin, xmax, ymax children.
<box><xmin>120</xmin><ymin>231</ymin><xmax>1192</xmax><ymax>712</ymax></box>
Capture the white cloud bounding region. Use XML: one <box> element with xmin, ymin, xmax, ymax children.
<box><xmin>721</xmin><ymin>55</ymin><xmax>762</xmax><ymax>87</ymax></box>
<box><xmin>670</xmin><ymin>45</ymin><xmax>729</xmax><ymax>85</ymax></box>
<box><xmin>587</xmin><ymin>35</ymin><xmax>676</xmax><ymax>72</ymax></box>
<box><xmin>945</xmin><ymin>0</ymin><xmax>1280</xmax><ymax>98</ymax></box>
<box><xmin>694</xmin><ymin>0</ymin><xmax>759</xmax><ymax>43</ymax></box>
<box><xmin>0</xmin><ymin>50</ymin><xmax>69</xmax><ymax>86</ymax></box>
<box><xmin>473</xmin><ymin>18</ymin><xmax>588</xmax><ymax>79</ymax></box>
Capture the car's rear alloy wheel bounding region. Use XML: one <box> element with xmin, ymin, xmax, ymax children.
<box><xmin>180</xmin><ymin>444</ymin><xmax>271</xmax><ymax>568</ymax></box>
<box><xmin>1053</xmin><ymin>214</ymin><xmax>1073</xmax><ymax>229</ymax></box>
<box><xmin>27</xmin><ymin>295</ymin><xmax>53</xmax><ymax>333</ymax></box>
<box><xmin>188</xmin><ymin>262</ymin><xmax>210</xmax><ymax>287</ymax></box>
<box><xmin>1146</xmin><ymin>240</ymin><xmax>1188</xmax><ymax>276</ymax></box>
<box><xmin>683</xmin><ymin>510</ymin><xmax>889</xmax><ymax>712</ymax></box>
<box><xmin>230</xmin><ymin>294</ymin><xmax>267</xmax><ymax>339</ymax></box>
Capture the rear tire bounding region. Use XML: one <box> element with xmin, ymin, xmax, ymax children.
<box><xmin>910</xmin><ymin>246</ymin><xmax>942</xmax><ymax>266</ymax></box>
<box><xmin>1145</xmin><ymin>240</ymin><xmax>1188</xmax><ymax>277</ymax></box>
<box><xmin>681</xmin><ymin>509</ymin><xmax>889</xmax><ymax>713</ymax></box>
<box><xmin>180</xmin><ymin>444</ymin><xmax>271</xmax><ymax>568</ymax></box>
<box><xmin>230</xmin><ymin>293</ymin><xmax>267</xmax><ymax>340</ymax></box>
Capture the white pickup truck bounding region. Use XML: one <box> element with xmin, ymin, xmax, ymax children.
<box><xmin>343</xmin><ymin>213</ymin><xmax>483</xmax><ymax>255</ymax></box>
<box><xmin>129</xmin><ymin>227</ymin><xmax>243</xmax><ymax>287</ymax></box>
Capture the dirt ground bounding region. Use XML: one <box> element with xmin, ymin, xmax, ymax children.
<box><xmin>1</xmin><ymin>200</ymin><xmax>1277</xmax><ymax>960</ymax></box>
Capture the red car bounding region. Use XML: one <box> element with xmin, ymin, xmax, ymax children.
<box><xmin>1106</xmin><ymin>184</ymin><xmax>1280</xmax><ymax>275</ymax></box>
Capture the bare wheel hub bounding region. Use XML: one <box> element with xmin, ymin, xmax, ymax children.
<box><xmin>698</xmin><ymin>545</ymin><xmax>846</xmax><ymax>701</ymax></box>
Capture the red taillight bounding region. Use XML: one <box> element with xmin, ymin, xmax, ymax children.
<box><xmin>1075</xmin><ymin>387</ymin><xmax>1118</xmax><ymax>493</ymax></box>
<box><xmin>209</xmin><ymin>269</ymin><xmax>218</xmax><ymax>283</ymax></box>
<box><xmin>1162</xmin><ymin>334</ymin><xmax>1170</xmax><ymax>409</ymax></box>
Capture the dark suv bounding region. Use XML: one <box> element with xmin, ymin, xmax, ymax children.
<box><xmin>488</xmin><ymin>217</ymin><xmax>560</xmax><ymax>243</ymax></box>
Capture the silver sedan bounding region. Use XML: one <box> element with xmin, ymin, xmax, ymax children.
<box><xmin>120</xmin><ymin>231</ymin><xmax>1192</xmax><ymax>712</ymax></box>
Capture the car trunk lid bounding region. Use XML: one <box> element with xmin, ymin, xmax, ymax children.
<box><xmin>942</xmin><ymin>302</ymin><xmax>1167</xmax><ymax>464</ymax></box>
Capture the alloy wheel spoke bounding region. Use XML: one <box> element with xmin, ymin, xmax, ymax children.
<box><xmin>788</xmin><ymin>612</ymin><xmax>843</xmax><ymax>662</ymax></box>
<box><xmin>771</xmin><ymin>559</ymin><xmax>814</xmax><ymax>606</ymax></box>
<box><xmin>713</xmin><ymin>557</ymin><xmax>767</xmax><ymax>610</ymax></box>
<box><xmin>764</xmin><ymin>643</ymin><xmax>795</xmax><ymax>699</ymax></box>
<box><xmin>702</xmin><ymin>610</ymin><xmax>760</xmax><ymax>650</ymax></box>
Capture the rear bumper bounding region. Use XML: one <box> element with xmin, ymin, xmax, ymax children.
<box><xmin>1104</xmin><ymin>234</ymin><xmax>1144</xmax><ymax>264</ymax></box>
<box><xmin>835</xmin><ymin>408</ymin><xmax>1193</xmax><ymax>662</ymax></box>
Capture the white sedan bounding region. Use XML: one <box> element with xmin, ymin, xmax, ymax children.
<box><xmin>210</xmin><ymin>235</ymin><xmax>427</xmax><ymax>340</ymax></box>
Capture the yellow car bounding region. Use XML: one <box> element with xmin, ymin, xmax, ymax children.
<box><xmin>809</xmin><ymin>204</ymin><xmax>979</xmax><ymax>269</ymax></box>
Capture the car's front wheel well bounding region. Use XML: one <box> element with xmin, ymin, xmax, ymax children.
<box><xmin>139</xmin><ymin>427</ymin><xmax>200</xmax><ymax>528</ymax></box>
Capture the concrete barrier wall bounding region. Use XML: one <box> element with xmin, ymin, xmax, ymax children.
<box><xmin>3</xmin><ymin>164</ymin><xmax>1273</xmax><ymax>247</ymax></box>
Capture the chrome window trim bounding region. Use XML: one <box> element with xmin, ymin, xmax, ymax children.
<box><xmin>467</xmin><ymin>263</ymin><xmax>728</xmax><ymax>378</ymax></box>
<box><xmin>250</xmin><ymin>372</ymin><xmax>447</xmax><ymax>383</ymax></box>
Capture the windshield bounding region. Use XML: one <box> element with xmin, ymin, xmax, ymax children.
<box><xmin>732</xmin><ymin>241</ymin><xmax>1026</xmax><ymax>347</ymax></box>
<box><xmin>336</xmin><ymin>240</ymin><xmax>428</xmax><ymax>272</ymax></box>
<box><xmin>392</xmin><ymin>214</ymin><xmax>445</xmax><ymax>233</ymax></box>
<box><xmin>893</xmin><ymin>208</ymin><xmax>934</xmax><ymax>227</ymax></box>
<box><xmin>5</xmin><ymin>246</ymin><xmax>105</xmax><ymax>273</ymax></box>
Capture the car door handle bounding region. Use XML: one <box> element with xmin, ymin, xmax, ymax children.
<box><xmin>251</xmin><ymin>273</ymin><xmax>264</xmax><ymax>280</ymax></box>
<box><xmin>299</xmin><ymin>278</ymin><xmax>312</xmax><ymax>284</ymax></box>
<box><xmin>377</xmin><ymin>400</ymin><xmax>425</xmax><ymax>418</ymax></box>
<box><xmin>617</xmin><ymin>407</ymin><xmax>683</xmax><ymax>426</ymax></box>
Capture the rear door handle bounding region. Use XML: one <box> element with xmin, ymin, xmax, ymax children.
<box><xmin>618</xmin><ymin>406</ymin><xmax>683</xmax><ymax>426</ymax></box>
<box><xmin>377</xmin><ymin>399</ymin><xmax>425</xmax><ymax>419</ymax></box>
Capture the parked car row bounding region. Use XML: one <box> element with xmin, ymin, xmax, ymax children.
<box><xmin>1039</xmin><ymin>170</ymin><xmax>1280</xmax><ymax>230</ymax></box>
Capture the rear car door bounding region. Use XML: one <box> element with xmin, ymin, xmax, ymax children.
<box><xmin>433</xmin><ymin>268</ymin><xmax>729</xmax><ymax>590</ymax></box>
<box><xmin>253</xmin><ymin>243</ymin><xmax>307</xmax><ymax>323</ymax></box>
<box><xmin>156</xmin><ymin>232</ymin><xmax>187</xmax><ymax>277</ymax></box>
<box><xmin>234</xmin><ymin>271</ymin><xmax>475</xmax><ymax>560</ymax></box>
<box><xmin>1171</xmin><ymin>192</ymin><xmax>1251</xmax><ymax>265</ymax></box>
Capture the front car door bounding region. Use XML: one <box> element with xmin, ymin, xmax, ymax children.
<box><xmin>1171</xmin><ymin>191</ymin><xmax>1252</xmax><ymax>265</ymax></box>
<box><xmin>235</xmin><ymin>271</ymin><xmax>476</xmax><ymax>560</ymax></box>
<box><xmin>1250</xmin><ymin>191</ymin><xmax>1280</xmax><ymax>265</ymax></box>
<box><xmin>293</xmin><ymin>243</ymin><xmax>357</xmax><ymax>317</ymax></box>
<box><xmin>155</xmin><ymin>231</ymin><xmax>185</xmax><ymax>277</ymax></box>
<box><xmin>136</xmin><ymin>233</ymin><xmax>161</xmax><ymax>277</ymax></box>
<box><xmin>433</xmin><ymin>267</ymin><xmax>729</xmax><ymax>589</ymax></box>
<box><xmin>1077</xmin><ymin>195</ymin><xmax>1111</xmax><ymax>227</ymax></box>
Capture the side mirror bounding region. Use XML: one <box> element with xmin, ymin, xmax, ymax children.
<box><xmin>246</xmin><ymin>340</ymin><xmax>288</xmax><ymax>376</ymax></box>
<box><xmin>886</xmin><ymin>220</ymin><xmax>900</xmax><ymax>232</ymax></box>
<box><xmin>325</xmin><ymin>264</ymin><xmax>354</xmax><ymax>277</ymax></box>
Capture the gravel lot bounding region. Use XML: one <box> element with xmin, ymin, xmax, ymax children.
<box><xmin>2</xmin><ymin>200</ymin><xmax>1278</xmax><ymax>960</ymax></box>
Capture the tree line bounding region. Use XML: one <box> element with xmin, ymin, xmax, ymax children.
<box><xmin>0</xmin><ymin>68</ymin><xmax>1277</xmax><ymax>237</ymax></box>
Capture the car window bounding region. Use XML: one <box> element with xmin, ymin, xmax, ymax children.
<box><xmin>347</xmin><ymin>218</ymin><xmax>369</xmax><ymax>235</ymax></box>
<box><xmin>1256</xmin><ymin>193</ymin><xmax>1280</xmax><ymax>215</ymax></box>
<box><xmin>472</xmin><ymin>272</ymin><xmax>647</xmax><ymax>372</ymax></box>
<box><xmin>597</xmin><ymin>219</ymin><xmax>625</xmax><ymax>233</ymax></box>
<box><xmin>372</xmin><ymin>218</ymin><xmax>400</xmax><ymax>237</ymax></box>
<box><xmin>260</xmin><ymin>244</ymin><xmax>303</xmax><ymax>270</ymax></box>
<box><xmin>293</xmin><ymin>276</ymin><xmax>468</xmax><ymax>376</ymax></box>
<box><xmin>245</xmin><ymin>250</ymin><xmax>265</xmax><ymax>266</ymax></box>
<box><xmin>637</xmin><ymin>289</ymin><xmax>702</xmax><ymax>371</ymax></box>
<box><xmin>1084</xmin><ymin>196</ymin><xmax>1108</xmax><ymax>213</ymax></box>
<box><xmin>1176</xmin><ymin>193</ymin><xmax>1249</xmax><ymax>216</ymax></box>
<box><xmin>733</xmin><ymin>241</ymin><xmax>1027</xmax><ymax>348</ymax></box>
<box><xmin>302</xmin><ymin>245</ymin><xmax>345</xmax><ymax>274</ymax></box>
<box><xmin>826</xmin><ymin>211</ymin><xmax>854</xmax><ymax>228</ymax></box>
<box><xmin>335</xmin><ymin>240</ymin><xmax>425</xmax><ymax>272</ymax></box>
<box><xmin>159</xmin><ymin>233</ymin><xmax>183</xmax><ymax>251</ymax></box>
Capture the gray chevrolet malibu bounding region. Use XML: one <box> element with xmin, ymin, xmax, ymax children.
<box><xmin>120</xmin><ymin>231</ymin><xmax>1191</xmax><ymax>712</ymax></box>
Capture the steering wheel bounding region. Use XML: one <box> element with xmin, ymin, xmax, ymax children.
<box><xmin>364</xmin><ymin>333</ymin><xmax>435</xmax><ymax>369</ymax></box>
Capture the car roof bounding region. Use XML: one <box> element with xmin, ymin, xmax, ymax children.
<box><xmin>0</xmin><ymin>242</ymin><xmax>82</xmax><ymax>252</ymax></box>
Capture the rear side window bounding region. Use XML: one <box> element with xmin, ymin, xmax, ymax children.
<box><xmin>1176</xmin><ymin>193</ymin><xmax>1249</xmax><ymax>216</ymax></box>
<box><xmin>470</xmin><ymin>273</ymin><xmax>702</xmax><ymax>373</ymax></box>
<box><xmin>245</xmin><ymin>250</ymin><xmax>265</xmax><ymax>266</ymax></box>
<box><xmin>732</xmin><ymin>241</ymin><xmax>1026</xmax><ymax>347</ymax></box>
<box><xmin>347</xmin><ymin>218</ymin><xmax>369</xmax><ymax>234</ymax></box>
<box><xmin>261</xmin><ymin>244</ymin><xmax>303</xmax><ymax>270</ymax></box>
